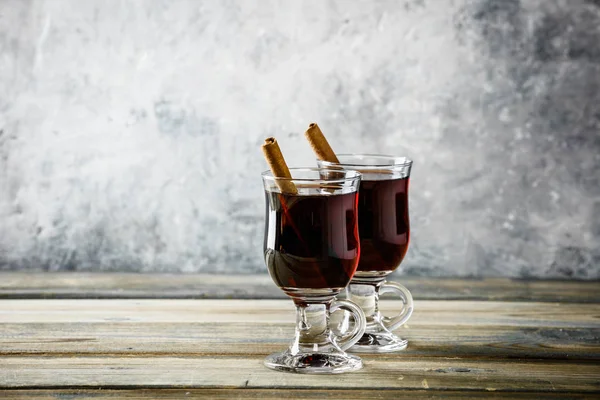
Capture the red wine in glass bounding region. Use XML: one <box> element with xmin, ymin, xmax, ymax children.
<box><xmin>261</xmin><ymin>167</ymin><xmax>366</xmax><ymax>374</ymax></box>
<box><xmin>264</xmin><ymin>190</ymin><xmax>360</xmax><ymax>292</ymax></box>
<box><xmin>357</xmin><ymin>175</ymin><xmax>409</xmax><ymax>274</ymax></box>
<box><xmin>316</xmin><ymin>155</ymin><xmax>414</xmax><ymax>353</ymax></box>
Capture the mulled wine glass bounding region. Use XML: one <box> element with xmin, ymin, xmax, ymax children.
<box><xmin>318</xmin><ymin>155</ymin><xmax>414</xmax><ymax>352</ymax></box>
<box><xmin>262</xmin><ymin>168</ymin><xmax>367</xmax><ymax>373</ymax></box>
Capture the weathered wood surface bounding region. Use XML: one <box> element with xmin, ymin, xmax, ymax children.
<box><xmin>1</xmin><ymin>272</ymin><xmax>599</xmax><ymax>302</ymax></box>
<box><xmin>1</xmin><ymin>356</ymin><xmax>599</xmax><ymax>391</ymax></box>
<box><xmin>0</xmin><ymin>299</ymin><xmax>599</xmax><ymax>398</ymax></box>
<box><xmin>1</xmin><ymin>300</ymin><xmax>598</xmax><ymax>361</ymax></box>
<box><xmin>0</xmin><ymin>275</ymin><xmax>599</xmax><ymax>398</ymax></box>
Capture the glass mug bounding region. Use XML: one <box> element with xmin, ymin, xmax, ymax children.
<box><xmin>318</xmin><ymin>155</ymin><xmax>414</xmax><ymax>353</ymax></box>
<box><xmin>262</xmin><ymin>168</ymin><xmax>367</xmax><ymax>373</ymax></box>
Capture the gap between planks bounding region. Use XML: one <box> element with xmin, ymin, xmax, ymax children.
<box><xmin>0</xmin><ymin>389</ymin><xmax>596</xmax><ymax>399</ymax></box>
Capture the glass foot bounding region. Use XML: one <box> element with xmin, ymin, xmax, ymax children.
<box><xmin>349</xmin><ymin>330</ymin><xmax>408</xmax><ymax>353</ymax></box>
<box><xmin>264</xmin><ymin>349</ymin><xmax>363</xmax><ymax>374</ymax></box>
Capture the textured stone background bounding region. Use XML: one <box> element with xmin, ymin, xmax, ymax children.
<box><xmin>1</xmin><ymin>0</ymin><xmax>599</xmax><ymax>278</ymax></box>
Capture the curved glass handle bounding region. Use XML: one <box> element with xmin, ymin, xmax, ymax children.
<box><xmin>380</xmin><ymin>281</ymin><xmax>414</xmax><ymax>331</ymax></box>
<box><xmin>330</xmin><ymin>299</ymin><xmax>366</xmax><ymax>351</ymax></box>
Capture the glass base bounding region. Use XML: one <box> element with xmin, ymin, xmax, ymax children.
<box><xmin>264</xmin><ymin>349</ymin><xmax>363</xmax><ymax>374</ymax></box>
<box><xmin>350</xmin><ymin>328</ymin><xmax>408</xmax><ymax>353</ymax></box>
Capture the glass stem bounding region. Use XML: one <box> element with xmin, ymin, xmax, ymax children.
<box><xmin>347</xmin><ymin>281</ymin><xmax>383</xmax><ymax>328</ymax></box>
<box><xmin>290</xmin><ymin>301</ymin><xmax>332</xmax><ymax>354</ymax></box>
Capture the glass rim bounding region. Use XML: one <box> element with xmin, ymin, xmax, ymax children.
<box><xmin>261</xmin><ymin>167</ymin><xmax>362</xmax><ymax>184</ymax></box>
<box><xmin>318</xmin><ymin>153</ymin><xmax>413</xmax><ymax>168</ymax></box>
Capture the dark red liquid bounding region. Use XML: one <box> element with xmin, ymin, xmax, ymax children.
<box><xmin>357</xmin><ymin>177</ymin><xmax>410</xmax><ymax>273</ymax></box>
<box><xmin>264</xmin><ymin>191</ymin><xmax>360</xmax><ymax>290</ymax></box>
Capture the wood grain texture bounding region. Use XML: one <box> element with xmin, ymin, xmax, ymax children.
<box><xmin>1</xmin><ymin>357</ymin><xmax>599</xmax><ymax>392</ymax></box>
<box><xmin>2</xmin><ymin>299</ymin><xmax>598</xmax><ymax>326</ymax></box>
<box><xmin>1</xmin><ymin>300</ymin><xmax>599</xmax><ymax>361</ymax></box>
<box><xmin>1</xmin><ymin>273</ymin><xmax>599</xmax><ymax>302</ymax></box>
<box><xmin>2</xmin><ymin>323</ymin><xmax>598</xmax><ymax>361</ymax></box>
<box><xmin>0</xmin><ymin>280</ymin><xmax>598</xmax><ymax>398</ymax></box>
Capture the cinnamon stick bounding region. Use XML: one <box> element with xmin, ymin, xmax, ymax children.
<box><xmin>304</xmin><ymin>123</ymin><xmax>339</xmax><ymax>163</ymax></box>
<box><xmin>261</xmin><ymin>137</ymin><xmax>298</xmax><ymax>194</ymax></box>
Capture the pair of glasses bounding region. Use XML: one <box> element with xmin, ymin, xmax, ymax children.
<box><xmin>262</xmin><ymin>154</ymin><xmax>414</xmax><ymax>374</ymax></box>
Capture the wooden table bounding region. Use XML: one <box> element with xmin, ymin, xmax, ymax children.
<box><xmin>0</xmin><ymin>273</ymin><xmax>599</xmax><ymax>399</ymax></box>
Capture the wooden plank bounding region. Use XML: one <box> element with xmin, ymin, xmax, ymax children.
<box><xmin>0</xmin><ymin>300</ymin><xmax>598</xmax><ymax>361</ymax></box>
<box><xmin>1</xmin><ymin>299</ymin><xmax>597</xmax><ymax>396</ymax></box>
<box><xmin>1</xmin><ymin>389</ymin><xmax>596</xmax><ymax>399</ymax></box>
<box><xmin>0</xmin><ymin>356</ymin><xmax>598</xmax><ymax>392</ymax></box>
<box><xmin>1</xmin><ymin>323</ymin><xmax>598</xmax><ymax>361</ymax></box>
<box><xmin>0</xmin><ymin>273</ymin><xmax>281</xmax><ymax>300</ymax></box>
<box><xmin>1</xmin><ymin>300</ymin><xmax>598</xmax><ymax>327</ymax></box>
<box><xmin>1</xmin><ymin>273</ymin><xmax>599</xmax><ymax>302</ymax></box>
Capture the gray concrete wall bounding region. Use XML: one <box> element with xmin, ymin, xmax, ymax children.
<box><xmin>1</xmin><ymin>0</ymin><xmax>599</xmax><ymax>278</ymax></box>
